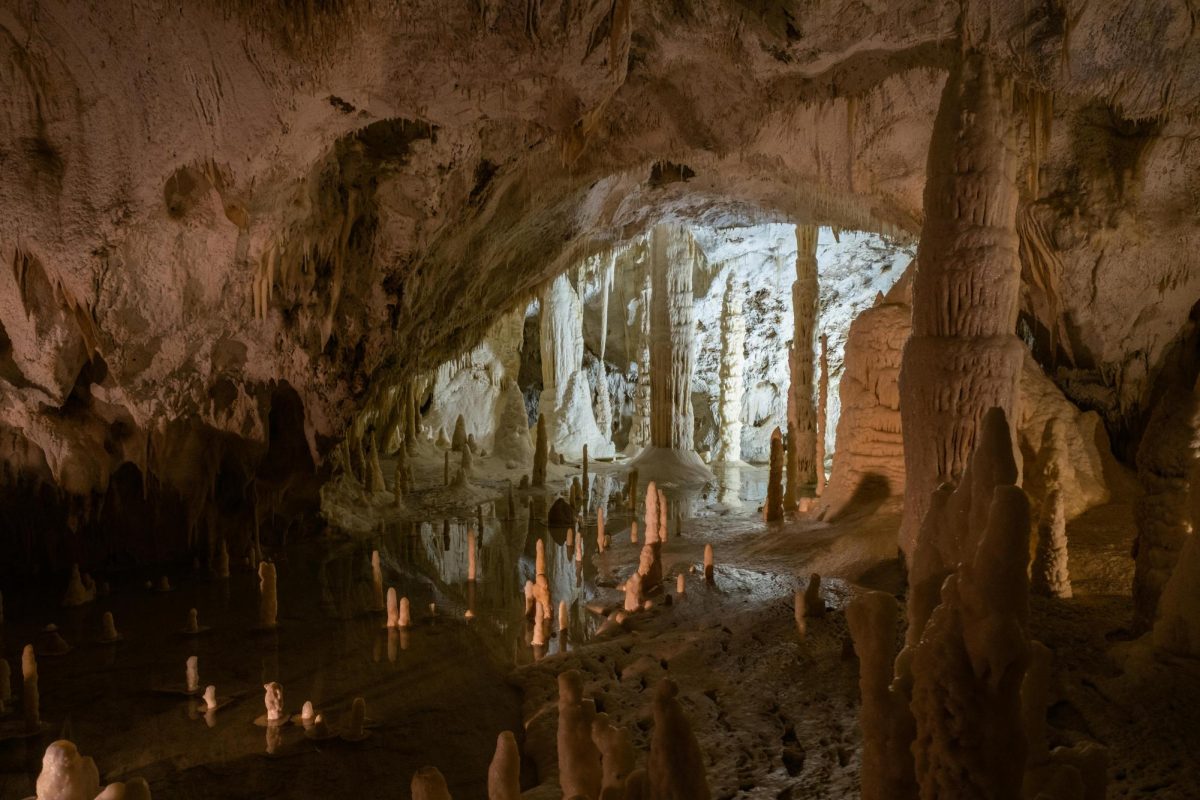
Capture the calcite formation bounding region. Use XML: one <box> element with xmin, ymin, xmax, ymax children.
<box><xmin>764</xmin><ymin>427</ymin><xmax>784</xmax><ymax>522</ymax></box>
<box><xmin>557</xmin><ymin>670</ymin><xmax>603</xmax><ymax>800</ymax></box>
<box><xmin>787</xmin><ymin>224</ymin><xmax>820</xmax><ymax>505</ymax></box>
<box><xmin>487</xmin><ymin>731</ymin><xmax>521</xmax><ymax>800</ymax></box>
<box><xmin>713</xmin><ymin>273</ymin><xmax>746</xmax><ymax>464</ymax></box>
<box><xmin>539</xmin><ymin>275</ymin><xmax>611</xmax><ymax>459</ymax></box>
<box><xmin>898</xmin><ymin>51</ymin><xmax>1025</xmax><ymax>561</ymax></box>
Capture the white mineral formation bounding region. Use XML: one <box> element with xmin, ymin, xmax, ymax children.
<box><xmin>626</xmin><ymin>274</ymin><xmax>653</xmax><ymax>455</ymax></box>
<box><xmin>786</xmin><ymin>224</ymin><xmax>819</xmax><ymax>508</ymax></box>
<box><xmin>632</xmin><ymin>225</ymin><xmax>712</xmax><ymax>482</ymax></box>
<box><xmin>258</xmin><ymin>561</ymin><xmax>277</xmax><ymax>628</ymax></box>
<box><xmin>539</xmin><ymin>274</ymin><xmax>611</xmax><ymax>459</ymax></box>
<box><xmin>764</xmin><ymin>427</ymin><xmax>784</xmax><ymax>522</ymax></box>
<box><xmin>713</xmin><ymin>272</ymin><xmax>746</xmax><ymax>463</ymax></box>
<box><xmin>492</xmin><ymin>379</ymin><xmax>534</xmax><ymax>466</ymax></box>
<box><xmin>411</xmin><ymin>767</ymin><xmax>453</xmax><ymax>800</ymax></box>
<box><xmin>263</xmin><ymin>682</ymin><xmax>284</xmax><ymax>724</ymax></box>
<box><xmin>816</xmin><ymin>332</ymin><xmax>829</xmax><ymax>496</ymax></box>
<box><xmin>648</xmin><ymin>678</ymin><xmax>711</xmax><ymax>800</ymax></box>
<box><xmin>488</xmin><ymin>731</ymin><xmax>521</xmax><ymax>800</ymax></box>
<box><xmin>898</xmin><ymin>51</ymin><xmax>1025</xmax><ymax>561</ymax></box>
<box><xmin>703</xmin><ymin>544</ymin><xmax>714</xmax><ymax>584</ymax></box>
<box><xmin>62</xmin><ymin>564</ymin><xmax>95</xmax><ymax>607</ymax></box>
<box><xmin>22</xmin><ymin>645</ymin><xmax>39</xmax><ymax>731</ymax></box>
<box><xmin>846</xmin><ymin>591</ymin><xmax>916</xmax><ymax>800</ymax></box>
<box><xmin>558</xmin><ymin>670</ymin><xmax>603</xmax><ymax>800</ymax></box>
<box><xmin>185</xmin><ymin>656</ymin><xmax>199</xmax><ymax>694</ymax></box>
<box><xmin>34</xmin><ymin>740</ymin><xmax>100</xmax><ymax>800</ymax></box>
<box><xmin>371</xmin><ymin>550</ymin><xmax>384</xmax><ymax>611</ymax></box>
<box><xmin>203</xmin><ymin>685</ymin><xmax>218</xmax><ymax>712</ymax></box>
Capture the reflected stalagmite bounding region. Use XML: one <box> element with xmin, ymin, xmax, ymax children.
<box><xmin>185</xmin><ymin>656</ymin><xmax>199</xmax><ymax>694</ymax></box>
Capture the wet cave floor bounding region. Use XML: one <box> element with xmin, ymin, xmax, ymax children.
<box><xmin>2</xmin><ymin>450</ymin><xmax>1199</xmax><ymax>798</ymax></box>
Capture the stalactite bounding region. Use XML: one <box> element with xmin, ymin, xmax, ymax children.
<box><xmin>713</xmin><ymin>272</ymin><xmax>746</xmax><ymax>463</ymax></box>
<box><xmin>787</xmin><ymin>224</ymin><xmax>820</xmax><ymax>505</ymax></box>
<box><xmin>898</xmin><ymin>51</ymin><xmax>1025</xmax><ymax>561</ymax></box>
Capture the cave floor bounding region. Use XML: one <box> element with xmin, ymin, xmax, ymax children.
<box><xmin>2</xmin><ymin>448</ymin><xmax>1197</xmax><ymax>798</ymax></box>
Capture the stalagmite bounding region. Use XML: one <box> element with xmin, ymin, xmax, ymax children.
<box><xmin>592</xmin><ymin>712</ymin><xmax>636</xmax><ymax>799</ymax></box>
<box><xmin>909</xmin><ymin>428</ymin><xmax>1032</xmax><ymax>798</ymax></box>
<box><xmin>23</xmin><ymin>644</ymin><xmax>40</xmax><ymax>731</ymax></box>
<box><xmin>215</xmin><ymin>539</ymin><xmax>230</xmax><ymax>579</ymax></box>
<box><xmin>713</xmin><ymin>272</ymin><xmax>745</xmax><ymax>463</ymax></box>
<box><xmin>488</xmin><ymin>731</ymin><xmax>521</xmax><ymax>800</ymax></box>
<box><xmin>531</xmin><ymin>607</ymin><xmax>548</xmax><ymax>646</ymax></box>
<box><xmin>411</xmin><ymin>767</ymin><xmax>453</xmax><ymax>800</ymax></box>
<box><xmin>794</xmin><ymin>591</ymin><xmax>806</xmax><ymax>639</ymax></box>
<box><xmin>764</xmin><ymin>427</ymin><xmax>784</xmax><ymax>522</ymax></box>
<box><xmin>787</xmin><ymin>225</ymin><xmax>820</xmax><ymax>509</ymax></box>
<box><xmin>62</xmin><ymin>564</ymin><xmax>95</xmax><ymax>607</ymax></box>
<box><xmin>624</xmin><ymin>573</ymin><xmax>642</xmax><ymax>613</ymax></box>
<box><xmin>703</xmin><ymin>544</ymin><xmax>714</xmax><ymax>584</ymax></box>
<box><xmin>399</xmin><ymin>597</ymin><xmax>412</xmax><ymax>628</ymax></box>
<box><xmin>387</xmin><ymin>587</ymin><xmax>399</xmax><ymax>628</ymax></box>
<box><xmin>597</xmin><ymin>506</ymin><xmax>606</xmax><ymax>552</ymax></box>
<box><xmin>898</xmin><ymin>50</ymin><xmax>1025</xmax><ymax>560</ymax></box>
<box><xmin>34</xmin><ymin>740</ymin><xmax>101</xmax><ymax>800</ymax></box>
<box><xmin>452</xmin><ymin>414</ymin><xmax>467</xmax><ymax>451</ymax></box>
<box><xmin>558</xmin><ymin>599</ymin><xmax>569</xmax><ymax>634</ymax></box>
<box><xmin>816</xmin><ymin>333</ymin><xmax>829</xmax><ymax>496</ymax></box>
<box><xmin>263</xmin><ymin>682</ymin><xmax>284</xmax><ymax>724</ymax></box>
<box><xmin>657</xmin><ymin>487</ymin><xmax>668</xmax><ymax>541</ymax></box>
<box><xmin>203</xmin><ymin>685</ymin><xmax>218</xmax><ymax>712</ymax></box>
<box><xmin>371</xmin><ymin>550</ymin><xmax>385</xmax><ymax>611</ymax></box>
<box><xmin>803</xmin><ymin>574</ymin><xmax>825</xmax><ymax>618</ymax></box>
<box><xmin>536</xmin><ymin>538</ymin><xmax>547</xmax><ymax>576</ymax></box>
<box><xmin>534</xmin><ymin>575</ymin><xmax>552</xmax><ymax>620</ymax></box>
<box><xmin>533</xmin><ymin>414</ymin><xmax>548</xmax><ymax>487</ymax></box>
<box><xmin>638</xmin><ymin>483</ymin><xmax>663</xmax><ymax>593</ymax></box>
<box><xmin>677</xmin><ymin>573</ymin><xmax>686</xmax><ymax>594</ymax></box>
<box><xmin>101</xmin><ymin>612</ymin><xmax>121</xmax><ymax>642</ymax></box>
<box><xmin>186</xmin><ymin>656</ymin><xmax>200</xmax><ymax>694</ymax></box>
<box><xmin>258</xmin><ymin>561</ymin><xmax>277</xmax><ymax>628</ymax></box>
<box><xmin>847</xmin><ymin>591</ymin><xmax>916</xmax><ymax>800</ymax></box>
<box><xmin>467</xmin><ymin>528</ymin><xmax>477</xmax><ymax>581</ymax></box>
<box><xmin>648</xmin><ymin>679</ymin><xmax>711</xmax><ymax>800</ymax></box>
<box><xmin>300</xmin><ymin>700</ymin><xmax>315</xmax><ymax>725</ymax></box>
<box><xmin>558</xmin><ymin>670</ymin><xmax>603</xmax><ymax>800</ymax></box>
<box><xmin>574</xmin><ymin>533</ymin><xmax>584</xmax><ymax>563</ymax></box>
<box><xmin>1032</xmin><ymin>483</ymin><xmax>1071</xmax><ymax>599</ymax></box>
<box><xmin>630</xmin><ymin>521</ymin><xmax>638</xmax><ymax>544</ymax></box>
<box><xmin>644</xmin><ymin>481</ymin><xmax>661</xmax><ymax>542</ymax></box>
<box><xmin>183</xmin><ymin>608</ymin><xmax>201</xmax><ymax>634</ymax></box>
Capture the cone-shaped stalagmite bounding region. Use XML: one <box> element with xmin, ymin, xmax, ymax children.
<box><xmin>787</xmin><ymin>224</ymin><xmax>819</xmax><ymax>508</ymax></box>
<box><xmin>557</xmin><ymin>670</ymin><xmax>603</xmax><ymax>800</ymax></box>
<box><xmin>411</xmin><ymin>766</ymin><xmax>453</xmax><ymax>800</ymax></box>
<box><xmin>488</xmin><ymin>731</ymin><xmax>521</xmax><ymax>800</ymax></box>
<box><xmin>898</xmin><ymin>49</ymin><xmax>1025</xmax><ymax>561</ymax></box>
<box><xmin>764</xmin><ymin>427</ymin><xmax>784</xmax><ymax>521</ymax></box>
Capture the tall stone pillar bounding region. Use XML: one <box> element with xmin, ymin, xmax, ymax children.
<box><xmin>625</xmin><ymin>273</ymin><xmax>652</xmax><ymax>454</ymax></box>
<box><xmin>787</xmin><ymin>225</ymin><xmax>819</xmax><ymax>508</ymax></box>
<box><xmin>648</xmin><ymin>224</ymin><xmax>696</xmax><ymax>451</ymax></box>
<box><xmin>713</xmin><ymin>272</ymin><xmax>745</xmax><ymax>463</ymax></box>
<box><xmin>898</xmin><ymin>51</ymin><xmax>1025</xmax><ymax>560</ymax></box>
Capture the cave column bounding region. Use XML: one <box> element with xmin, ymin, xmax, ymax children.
<box><xmin>539</xmin><ymin>274</ymin><xmax>612</xmax><ymax>459</ymax></box>
<box><xmin>625</xmin><ymin>273</ymin><xmax>653</xmax><ymax>455</ymax></box>
<box><xmin>648</xmin><ymin>224</ymin><xmax>697</xmax><ymax>451</ymax></box>
<box><xmin>786</xmin><ymin>225</ymin><xmax>819</xmax><ymax>508</ymax></box>
<box><xmin>713</xmin><ymin>272</ymin><xmax>746</xmax><ymax>463</ymax></box>
<box><xmin>897</xmin><ymin>50</ymin><xmax>1025</xmax><ymax>560</ymax></box>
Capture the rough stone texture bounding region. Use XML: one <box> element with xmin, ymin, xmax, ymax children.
<box><xmin>647</xmin><ymin>224</ymin><xmax>697</xmax><ymax>453</ymax></box>
<box><xmin>898</xmin><ymin>51</ymin><xmax>1025</xmax><ymax>562</ymax></box>
<box><xmin>787</xmin><ymin>224</ymin><xmax>819</xmax><ymax>505</ymax></box>
<box><xmin>712</xmin><ymin>272</ymin><xmax>745</xmax><ymax>463</ymax></box>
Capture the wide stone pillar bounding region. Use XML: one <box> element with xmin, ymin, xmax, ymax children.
<box><xmin>898</xmin><ymin>51</ymin><xmax>1025</xmax><ymax>560</ymax></box>
<box><xmin>632</xmin><ymin>224</ymin><xmax>712</xmax><ymax>482</ymax></box>
<box><xmin>539</xmin><ymin>274</ymin><xmax>612</xmax><ymax>459</ymax></box>
<box><xmin>787</xmin><ymin>224</ymin><xmax>820</xmax><ymax>507</ymax></box>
